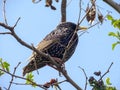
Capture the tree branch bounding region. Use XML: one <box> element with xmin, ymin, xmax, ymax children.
<box><xmin>77</xmin><ymin>0</ymin><xmax>82</xmax><ymax>24</ymax></box>
<box><xmin>0</xmin><ymin>32</ymin><xmax>11</xmax><ymax>35</ymax></box>
<box><xmin>0</xmin><ymin>19</ymin><xmax>82</xmax><ymax>90</ymax></box>
<box><xmin>103</xmin><ymin>0</ymin><xmax>120</xmax><ymax>13</ymax></box>
<box><xmin>79</xmin><ymin>66</ymin><xmax>88</xmax><ymax>90</ymax></box>
<box><xmin>0</xmin><ymin>21</ymin><xmax>61</xmax><ymax>71</ymax></box>
<box><xmin>7</xmin><ymin>62</ymin><xmax>21</xmax><ymax>90</ymax></box>
<box><xmin>0</xmin><ymin>68</ymin><xmax>45</xmax><ymax>89</ymax></box>
<box><xmin>61</xmin><ymin>0</ymin><xmax>67</xmax><ymax>22</ymax></box>
<box><xmin>3</xmin><ymin>0</ymin><xmax>8</xmax><ymax>25</ymax></box>
<box><xmin>0</xmin><ymin>0</ymin><xmax>83</xmax><ymax>89</ymax></box>
<box><xmin>59</xmin><ymin>68</ymin><xmax>82</xmax><ymax>90</ymax></box>
<box><xmin>99</xmin><ymin>62</ymin><xmax>113</xmax><ymax>81</ymax></box>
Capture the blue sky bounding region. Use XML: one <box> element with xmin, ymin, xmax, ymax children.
<box><xmin>0</xmin><ymin>0</ymin><xmax>120</xmax><ymax>90</ymax></box>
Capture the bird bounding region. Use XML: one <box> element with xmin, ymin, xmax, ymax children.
<box><xmin>23</xmin><ymin>22</ymin><xmax>87</xmax><ymax>76</ymax></box>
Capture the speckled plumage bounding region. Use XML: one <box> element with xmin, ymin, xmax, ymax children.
<box><xmin>23</xmin><ymin>22</ymin><xmax>79</xmax><ymax>76</ymax></box>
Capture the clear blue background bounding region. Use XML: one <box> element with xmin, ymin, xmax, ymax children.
<box><xmin>0</xmin><ymin>0</ymin><xmax>120</xmax><ymax>90</ymax></box>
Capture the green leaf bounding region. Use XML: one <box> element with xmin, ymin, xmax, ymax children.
<box><xmin>107</xmin><ymin>15</ymin><xmax>113</xmax><ymax>20</ymax></box>
<box><xmin>106</xmin><ymin>86</ymin><xmax>116</xmax><ymax>90</ymax></box>
<box><xmin>0</xmin><ymin>58</ymin><xmax>5</xmax><ymax>76</ymax></box>
<box><xmin>0</xmin><ymin>58</ymin><xmax>3</xmax><ymax>67</ymax></box>
<box><xmin>0</xmin><ymin>58</ymin><xmax>10</xmax><ymax>76</ymax></box>
<box><xmin>116</xmin><ymin>31</ymin><xmax>120</xmax><ymax>40</ymax></box>
<box><xmin>27</xmin><ymin>73</ymin><xmax>34</xmax><ymax>79</ymax></box>
<box><xmin>26</xmin><ymin>72</ymin><xmax>36</xmax><ymax>87</ymax></box>
<box><xmin>0</xmin><ymin>58</ymin><xmax>2</xmax><ymax>62</ymax></box>
<box><xmin>113</xmin><ymin>19</ymin><xmax>120</xmax><ymax>29</ymax></box>
<box><xmin>108</xmin><ymin>32</ymin><xmax>117</xmax><ymax>37</ymax></box>
<box><xmin>0</xmin><ymin>71</ymin><xmax>4</xmax><ymax>76</ymax></box>
<box><xmin>112</xmin><ymin>42</ymin><xmax>120</xmax><ymax>50</ymax></box>
<box><xmin>106</xmin><ymin>78</ymin><xmax>112</xmax><ymax>85</ymax></box>
<box><xmin>3</xmin><ymin>62</ymin><xmax>10</xmax><ymax>72</ymax></box>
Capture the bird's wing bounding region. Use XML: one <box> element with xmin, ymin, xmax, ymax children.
<box><xmin>36</xmin><ymin>39</ymin><xmax>56</xmax><ymax>50</ymax></box>
<box><xmin>28</xmin><ymin>27</ymin><xmax>65</xmax><ymax>62</ymax></box>
<box><xmin>28</xmin><ymin>38</ymin><xmax>60</xmax><ymax>61</ymax></box>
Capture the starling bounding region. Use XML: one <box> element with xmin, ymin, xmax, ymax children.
<box><xmin>23</xmin><ymin>22</ymin><xmax>87</xmax><ymax>76</ymax></box>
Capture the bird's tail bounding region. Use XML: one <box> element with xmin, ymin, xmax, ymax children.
<box><xmin>23</xmin><ymin>59</ymin><xmax>46</xmax><ymax>76</ymax></box>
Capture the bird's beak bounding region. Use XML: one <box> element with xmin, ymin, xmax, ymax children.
<box><xmin>78</xmin><ymin>26</ymin><xmax>88</xmax><ymax>30</ymax></box>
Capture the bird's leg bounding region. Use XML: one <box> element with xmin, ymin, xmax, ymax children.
<box><xmin>47</xmin><ymin>57</ymin><xmax>66</xmax><ymax>76</ymax></box>
<box><xmin>33</xmin><ymin>60</ymin><xmax>39</xmax><ymax>75</ymax></box>
<box><xmin>52</xmin><ymin>57</ymin><xmax>63</xmax><ymax>65</ymax></box>
<box><xmin>47</xmin><ymin>64</ymin><xmax>62</xmax><ymax>76</ymax></box>
<box><xmin>52</xmin><ymin>57</ymin><xmax>65</xmax><ymax>70</ymax></box>
<box><xmin>48</xmin><ymin>64</ymin><xmax>63</xmax><ymax>76</ymax></box>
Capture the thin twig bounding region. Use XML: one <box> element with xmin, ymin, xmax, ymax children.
<box><xmin>103</xmin><ymin>0</ymin><xmax>120</xmax><ymax>13</ymax></box>
<box><xmin>31</xmin><ymin>44</ymin><xmax>61</xmax><ymax>68</ymax></box>
<box><xmin>79</xmin><ymin>3</ymin><xmax>96</xmax><ymax>25</ymax></box>
<box><xmin>67</xmin><ymin>0</ymin><xmax>72</xmax><ymax>6</ymax></box>
<box><xmin>13</xmin><ymin>17</ymin><xmax>21</xmax><ymax>28</ymax></box>
<box><xmin>11</xmin><ymin>82</ymin><xmax>31</xmax><ymax>86</ymax></box>
<box><xmin>78</xmin><ymin>66</ymin><xmax>88</xmax><ymax>90</ymax></box>
<box><xmin>0</xmin><ymin>32</ymin><xmax>11</xmax><ymax>35</ymax></box>
<box><xmin>31</xmin><ymin>44</ymin><xmax>40</xmax><ymax>75</ymax></box>
<box><xmin>62</xmin><ymin>29</ymin><xmax>78</xmax><ymax>62</ymax></box>
<box><xmin>77</xmin><ymin>0</ymin><xmax>82</xmax><ymax>25</ymax></box>
<box><xmin>87</xmin><ymin>21</ymin><xmax>100</xmax><ymax>29</ymax></box>
<box><xmin>78</xmin><ymin>30</ymin><xmax>88</xmax><ymax>37</ymax></box>
<box><xmin>87</xmin><ymin>13</ymin><xmax>108</xmax><ymax>30</ymax></box>
<box><xmin>99</xmin><ymin>62</ymin><xmax>113</xmax><ymax>81</ymax></box>
<box><xmin>32</xmin><ymin>0</ymin><xmax>41</xmax><ymax>4</ymax></box>
<box><xmin>3</xmin><ymin>0</ymin><xmax>8</xmax><ymax>25</ymax></box>
<box><xmin>7</xmin><ymin>62</ymin><xmax>21</xmax><ymax>90</ymax></box>
<box><xmin>0</xmin><ymin>68</ymin><xmax>45</xmax><ymax>89</ymax></box>
<box><xmin>57</xmin><ymin>80</ymin><xmax>67</xmax><ymax>84</ymax></box>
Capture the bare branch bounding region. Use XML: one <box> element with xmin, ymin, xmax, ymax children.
<box><xmin>32</xmin><ymin>0</ymin><xmax>41</xmax><ymax>4</ymax></box>
<box><xmin>61</xmin><ymin>0</ymin><xmax>67</xmax><ymax>22</ymax></box>
<box><xmin>7</xmin><ymin>62</ymin><xmax>21</xmax><ymax>90</ymax></box>
<box><xmin>0</xmin><ymin>32</ymin><xmax>11</xmax><ymax>35</ymax></box>
<box><xmin>13</xmin><ymin>17</ymin><xmax>21</xmax><ymax>28</ymax></box>
<box><xmin>2</xmin><ymin>0</ymin><xmax>8</xmax><ymax>25</ymax></box>
<box><xmin>0</xmin><ymin>1</ymin><xmax>82</xmax><ymax>89</ymax></box>
<box><xmin>79</xmin><ymin>4</ymin><xmax>94</xmax><ymax>25</ymax></box>
<box><xmin>78</xmin><ymin>66</ymin><xmax>88</xmax><ymax>90</ymax></box>
<box><xmin>0</xmin><ymin>68</ymin><xmax>45</xmax><ymax>89</ymax></box>
<box><xmin>87</xmin><ymin>21</ymin><xmax>100</xmax><ymax>29</ymax></box>
<box><xmin>87</xmin><ymin>12</ymin><xmax>109</xmax><ymax>30</ymax></box>
<box><xmin>57</xmin><ymin>79</ymin><xmax>67</xmax><ymax>84</ymax></box>
<box><xmin>103</xmin><ymin>0</ymin><xmax>120</xmax><ymax>13</ymax></box>
<box><xmin>62</xmin><ymin>30</ymin><xmax>78</xmax><ymax>62</ymax></box>
<box><xmin>59</xmin><ymin>69</ymin><xmax>82</xmax><ymax>90</ymax></box>
<box><xmin>67</xmin><ymin>0</ymin><xmax>72</xmax><ymax>6</ymax></box>
<box><xmin>0</xmin><ymin>21</ymin><xmax>61</xmax><ymax>74</ymax></box>
<box><xmin>0</xmin><ymin>21</ymin><xmax>62</xmax><ymax>72</ymax></box>
<box><xmin>0</xmin><ymin>22</ymin><xmax>13</xmax><ymax>30</ymax></box>
<box><xmin>99</xmin><ymin>62</ymin><xmax>113</xmax><ymax>81</ymax></box>
<box><xmin>11</xmin><ymin>82</ymin><xmax>31</xmax><ymax>86</ymax></box>
<box><xmin>77</xmin><ymin>0</ymin><xmax>82</xmax><ymax>25</ymax></box>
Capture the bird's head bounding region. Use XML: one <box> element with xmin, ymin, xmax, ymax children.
<box><xmin>58</xmin><ymin>22</ymin><xmax>87</xmax><ymax>32</ymax></box>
